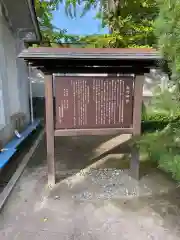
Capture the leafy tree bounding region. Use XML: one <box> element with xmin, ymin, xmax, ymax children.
<box><xmin>77</xmin><ymin>33</ymin><xmax>126</xmax><ymax>48</ymax></box>
<box><xmin>138</xmin><ymin>0</ymin><xmax>180</xmax><ymax>181</ymax></box>
<box><xmin>106</xmin><ymin>0</ymin><xmax>158</xmax><ymax>47</ymax></box>
<box><xmin>35</xmin><ymin>0</ymin><xmax>158</xmax><ymax>48</ymax></box>
<box><xmin>155</xmin><ymin>0</ymin><xmax>180</xmax><ymax>97</ymax></box>
<box><xmin>64</xmin><ymin>0</ymin><xmax>158</xmax><ymax>48</ymax></box>
<box><xmin>35</xmin><ymin>0</ymin><xmax>78</xmax><ymax>46</ymax></box>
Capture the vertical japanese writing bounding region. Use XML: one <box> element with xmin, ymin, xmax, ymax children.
<box><xmin>55</xmin><ymin>76</ymin><xmax>133</xmax><ymax>129</ymax></box>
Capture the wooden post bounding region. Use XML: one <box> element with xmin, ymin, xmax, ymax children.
<box><xmin>45</xmin><ymin>74</ymin><xmax>55</xmax><ymax>187</ymax></box>
<box><xmin>130</xmin><ymin>75</ymin><xmax>144</xmax><ymax>180</ymax></box>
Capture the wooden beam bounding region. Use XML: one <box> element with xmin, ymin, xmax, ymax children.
<box><xmin>38</xmin><ymin>66</ymin><xmax>151</xmax><ymax>75</ymax></box>
<box><xmin>131</xmin><ymin>75</ymin><xmax>144</xmax><ymax>180</ymax></box>
<box><xmin>45</xmin><ymin>74</ymin><xmax>55</xmax><ymax>187</ymax></box>
<box><xmin>55</xmin><ymin>128</ymin><xmax>133</xmax><ymax>137</ymax></box>
<box><xmin>133</xmin><ymin>75</ymin><xmax>144</xmax><ymax>135</ymax></box>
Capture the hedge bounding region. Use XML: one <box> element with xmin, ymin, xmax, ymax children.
<box><xmin>141</xmin><ymin>112</ymin><xmax>180</xmax><ymax>133</ymax></box>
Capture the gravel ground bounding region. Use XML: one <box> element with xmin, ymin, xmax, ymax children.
<box><xmin>0</xmin><ymin>136</ymin><xmax>180</xmax><ymax>239</ymax></box>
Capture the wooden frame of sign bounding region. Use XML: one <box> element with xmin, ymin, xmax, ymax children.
<box><xmin>45</xmin><ymin>74</ymin><xmax>144</xmax><ymax>187</ymax></box>
<box><xmin>19</xmin><ymin>47</ymin><xmax>161</xmax><ymax>187</ymax></box>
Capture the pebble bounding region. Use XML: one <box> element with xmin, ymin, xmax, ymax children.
<box><xmin>43</xmin><ymin>217</ymin><xmax>48</xmax><ymax>222</ymax></box>
<box><xmin>54</xmin><ymin>195</ymin><xmax>60</xmax><ymax>200</ymax></box>
<box><xmin>67</xmin><ymin>168</ymin><xmax>150</xmax><ymax>200</ymax></box>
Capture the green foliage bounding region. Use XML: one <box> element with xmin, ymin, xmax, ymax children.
<box><xmin>35</xmin><ymin>0</ymin><xmax>78</xmax><ymax>46</ymax></box>
<box><xmin>150</xmin><ymin>90</ymin><xmax>180</xmax><ymax>115</ymax></box>
<box><xmin>139</xmin><ymin>121</ymin><xmax>180</xmax><ymax>180</ymax></box>
<box><xmin>150</xmin><ymin>0</ymin><xmax>180</xmax><ymax>180</ymax></box>
<box><xmin>141</xmin><ymin>112</ymin><xmax>180</xmax><ymax>133</ymax></box>
<box><xmin>139</xmin><ymin>89</ymin><xmax>180</xmax><ymax>180</ymax></box>
<box><xmin>155</xmin><ymin>0</ymin><xmax>180</xmax><ymax>86</ymax></box>
<box><xmin>63</xmin><ymin>0</ymin><xmax>108</xmax><ymax>18</ymax></box>
<box><xmin>142</xmin><ymin>112</ymin><xmax>180</xmax><ymax>122</ymax></box>
<box><xmin>34</xmin><ymin>0</ymin><xmax>158</xmax><ymax>48</ymax></box>
<box><xmin>64</xmin><ymin>0</ymin><xmax>158</xmax><ymax>48</ymax></box>
<box><xmin>141</xmin><ymin>86</ymin><xmax>180</xmax><ymax>133</ymax></box>
<box><xmin>159</xmin><ymin>154</ymin><xmax>180</xmax><ymax>180</ymax></box>
<box><xmin>78</xmin><ymin>33</ymin><xmax>155</xmax><ymax>48</ymax></box>
<box><xmin>35</xmin><ymin>0</ymin><xmax>59</xmax><ymax>44</ymax></box>
<box><xmin>78</xmin><ymin>33</ymin><xmax>126</xmax><ymax>48</ymax></box>
<box><xmin>142</xmin><ymin>102</ymin><xmax>147</xmax><ymax>120</ymax></box>
<box><xmin>106</xmin><ymin>0</ymin><xmax>158</xmax><ymax>47</ymax></box>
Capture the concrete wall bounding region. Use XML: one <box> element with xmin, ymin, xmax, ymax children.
<box><xmin>0</xmin><ymin>4</ymin><xmax>30</xmax><ymax>145</ymax></box>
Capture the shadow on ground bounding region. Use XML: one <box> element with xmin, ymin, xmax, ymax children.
<box><xmin>26</xmin><ymin>134</ymin><xmax>157</xmax><ymax>183</ymax></box>
<box><xmin>1</xmin><ymin>133</ymin><xmax>180</xmax><ymax>239</ymax></box>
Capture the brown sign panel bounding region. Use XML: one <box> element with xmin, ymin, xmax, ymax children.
<box><xmin>55</xmin><ymin>76</ymin><xmax>134</xmax><ymax>129</ymax></box>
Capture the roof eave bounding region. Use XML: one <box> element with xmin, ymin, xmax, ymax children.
<box><xmin>25</xmin><ymin>0</ymin><xmax>42</xmax><ymax>43</ymax></box>
<box><xmin>19</xmin><ymin>52</ymin><xmax>162</xmax><ymax>61</ymax></box>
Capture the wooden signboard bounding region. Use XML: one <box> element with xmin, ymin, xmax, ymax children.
<box><xmin>45</xmin><ymin>74</ymin><xmax>142</xmax><ymax>186</ymax></box>
<box><xmin>18</xmin><ymin>47</ymin><xmax>158</xmax><ymax>186</ymax></box>
<box><xmin>55</xmin><ymin>76</ymin><xmax>134</xmax><ymax>131</ymax></box>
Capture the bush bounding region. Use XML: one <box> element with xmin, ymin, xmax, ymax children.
<box><xmin>139</xmin><ymin>90</ymin><xmax>180</xmax><ymax>180</ymax></box>
<box><xmin>139</xmin><ymin>120</ymin><xmax>180</xmax><ymax>181</ymax></box>
<box><xmin>141</xmin><ymin>112</ymin><xmax>180</xmax><ymax>133</ymax></box>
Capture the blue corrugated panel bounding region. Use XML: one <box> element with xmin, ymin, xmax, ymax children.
<box><xmin>0</xmin><ymin>119</ymin><xmax>40</xmax><ymax>169</ymax></box>
<box><xmin>0</xmin><ymin>149</ymin><xmax>17</xmax><ymax>169</ymax></box>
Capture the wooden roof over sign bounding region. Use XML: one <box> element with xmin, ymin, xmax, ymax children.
<box><xmin>19</xmin><ymin>47</ymin><xmax>164</xmax><ymax>74</ymax></box>
<box><xmin>19</xmin><ymin>47</ymin><xmax>161</xmax><ymax>60</ymax></box>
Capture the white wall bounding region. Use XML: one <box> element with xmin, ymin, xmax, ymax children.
<box><xmin>0</xmin><ymin>4</ymin><xmax>30</xmax><ymax>144</ymax></box>
<box><xmin>16</xmin><ymin>39</ymin><xmax>30</xmax><ymax>121</ymax></box>
<box><xmin>144</xmin><ymin>69</ymin><xmax>168</xmax><ymax>97</ymax></box>
<box><xmin>31</xmin><ymin>71</ymin><xmax>169</xmax><ymax>100</ymax></box>
<box><xmin>31</xmin><ymin>68</ymin><xmax>45</xmax><ymax>97</ymax></box>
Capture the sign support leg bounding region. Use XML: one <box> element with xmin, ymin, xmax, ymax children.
<box><xmin>131</xmin><ymin>75</ymin><xmax>144</xmax><ymax>180</ymax></box>
<box><xmin>130</xmin><ymin>146</ymin><xmax>139</xmax><ymax>180</ymax></box>
<box><xmin>45</xmin><ymin>74</ymin><xmax>55</xmax><ymax>187</ymax></box>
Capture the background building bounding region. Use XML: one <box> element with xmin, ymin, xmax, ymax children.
<box><xmin>0</xmin><ymin>0</ymin><xmax>41</xmax><ymax>146</ymax></box>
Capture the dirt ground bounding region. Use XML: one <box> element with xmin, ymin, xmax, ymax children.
<box><xmin>1</xmin><ymin>134</ymin><xmax>180</xmax><ymax>239</ymax></box>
